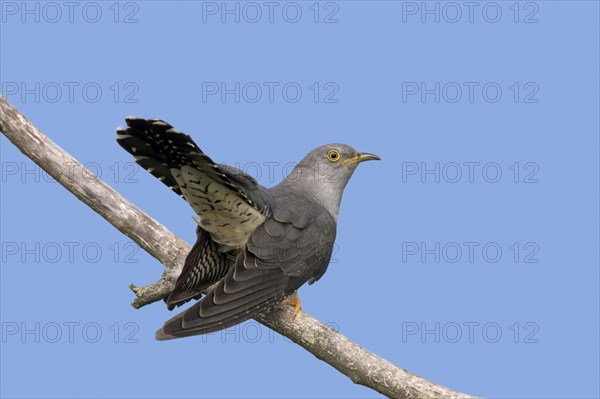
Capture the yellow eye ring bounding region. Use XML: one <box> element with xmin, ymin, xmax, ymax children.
<box><xmin>327</xmin><ymin>149</ymin><xmax>341</xmax><ymax>162</ymax></box>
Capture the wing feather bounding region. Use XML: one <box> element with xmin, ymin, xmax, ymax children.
<box><xmin>117</xmin><ymin>117</ymin><xmax>271</xmax><ymax>249</ymax></box>
<box><xmin>155</xmin><ymin>196</ymin><xmax>337</xmax><ymax>340</ymax></box>
<box><xmin>165</xmin><ymin>227</ymin><xmax>234</xmax><ymax>310</ymax></box>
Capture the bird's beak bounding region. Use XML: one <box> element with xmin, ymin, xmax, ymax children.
<box><xmin>343</xmin><ymin>152</ymin><xmax>381</xmax><ymax>164</ymax></box>
<box><xmin>357</xmin><ymin>152</ymin><xmax>381</xmax><ymax>163</ymax></box>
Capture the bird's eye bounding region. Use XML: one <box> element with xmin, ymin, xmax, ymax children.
<box><xmin>327</xmin><ymin>149</ymin><xmax>341</xmax><ymax>162</ymax></box>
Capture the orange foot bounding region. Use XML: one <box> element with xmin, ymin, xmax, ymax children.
<box><xmin>282</xmin><ymin>291</ymin><xmax>302</xmax><ymax>320</ymax></box>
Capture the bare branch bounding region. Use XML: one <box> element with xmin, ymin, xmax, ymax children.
<box><xmin>0</xmin><ymin>95</ymin><xmax>478</xmax><ymax>399</ymax></box>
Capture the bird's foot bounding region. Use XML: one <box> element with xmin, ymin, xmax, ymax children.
<box><xmin>282</xmin><ymin>291</ymin><xmax>302</xmax><ymax>320</ymax></box>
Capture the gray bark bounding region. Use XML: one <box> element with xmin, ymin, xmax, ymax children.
<box><xmin>0</xmin><ymin>95</ymin><xmax>479</xmax><ymax>399</ymax></box>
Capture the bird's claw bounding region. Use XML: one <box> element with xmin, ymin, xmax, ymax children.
<box><xmin>282</xmin><ymin>291</ymin><xmax>302</xmax><ymax>320</ymax></box>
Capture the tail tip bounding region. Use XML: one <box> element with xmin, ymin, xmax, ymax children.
<box><xmin>155</xmin><ymin>328</ymin><xmax>174</xmax><ymax>341</ymax></box>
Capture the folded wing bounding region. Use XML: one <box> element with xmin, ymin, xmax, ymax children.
<box><xmin>156</xmin><ymin>196</ymin><xmax>337</xmax><ymax>340</ymax></box>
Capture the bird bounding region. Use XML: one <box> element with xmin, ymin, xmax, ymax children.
<box><xmin>116</xmin><ymin>117</ymin><xmax>380</xmax><ymax>340</ymax></box>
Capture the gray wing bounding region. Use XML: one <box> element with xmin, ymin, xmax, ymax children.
<box><xmin>165</xmin><ymin>226</ymin><xmax>235</xmax><ymax>310</ymax></box>
<box><xmin>116</xmin><ymin>117</ymin><xmax>271</xmax><ymax>250</ymax></box>
<box><xmin>156</xmin><ymin>196</ymin><xmax>337</xmax><ymax>340</ymax></box>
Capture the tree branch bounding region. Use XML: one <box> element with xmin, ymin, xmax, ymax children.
<box><xmin>0</xmin><ymin>95</ymin><xmax>478</xmax><ymax>399</ymax></box>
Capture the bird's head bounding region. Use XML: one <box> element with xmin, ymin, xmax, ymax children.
<box><xmin>297</xmin><ymin>143</ymin><xmax>380</xmax><ymax>180</ymax></box>
<box><xmin>282</xmin><ymin>144</ymin><xmax>380</xmax><ymax>218</ymax></box>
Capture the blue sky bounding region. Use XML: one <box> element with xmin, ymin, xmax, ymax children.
<box><xmin>1</xmin><ymin>1</ymin><xmax>599</xmax><ymax>398</ymax></box>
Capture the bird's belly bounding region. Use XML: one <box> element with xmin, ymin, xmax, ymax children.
<box><xmin>202</xmin><ymin>220</ymin><xmax>257</xmax><ymax>251</ymax></box>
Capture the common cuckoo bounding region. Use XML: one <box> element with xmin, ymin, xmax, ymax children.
<box><xmin>117</xmin><ymin>118</ymin><xmax>379</xmax><ymax>340</ymax></box>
